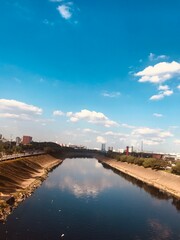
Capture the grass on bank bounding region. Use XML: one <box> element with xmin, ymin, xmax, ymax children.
<box><xmin>105</xmin><ymin>152</ymin><xmax>180</xmax><ymax>175</ymax></box>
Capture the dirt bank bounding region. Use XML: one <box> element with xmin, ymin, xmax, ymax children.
<box><xmin>0</xmin><ymin>154</ymin><xmax>62</xmax><ymax>221</ymax></box>
<box><xmin>97</xmin><ymin>156</ymin><xmax>180</xmax><ymax>199</ymax></box>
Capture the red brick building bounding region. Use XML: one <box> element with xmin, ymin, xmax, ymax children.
<box><xmin>22</xmin><ymin>136</ymin><xmax>32</xmax><ymax>145</ymax></box>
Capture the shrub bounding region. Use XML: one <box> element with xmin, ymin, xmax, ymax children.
<box><xmin>143</xmin><ymin>158</ymin><xmax>167</xmax><ymax>170</ymax></box>
<box><xmin>126</xmin><ymin>156</ymin><xmax>136</xmax><ymax>164</ymax></box>
<box><xmin>133</xmin><ymin>157</ymin><xmax>144</xmax><ymax>166</ymax></box>
<box><xmin>119</xmin><ymin>155</ymin><xmax>128</xmax><ymax>162</ymax></box>
<box><xmin>172</xmin><ymin>162</ymin><xmax>180</xmax><ymax>175</ymax></box>
<box><xmin>143</xmin><ymin>158</ymin><xmax>154</xmax><ymax>168</ymax></box>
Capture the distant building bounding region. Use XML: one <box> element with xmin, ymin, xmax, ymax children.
<box><xmin>152</xmin><ymin>153</ymin><xmax>163</xmax><ymax>159</ymax></box>
<box><xmin>118</xmin><ymin>148</ymin><xmax>124</xmax><ymax>153</ymax></box>
<box><xmin>101</xmin><ymin>143</ymin><xmax>106</xmax><ymax>152</ymax></box>
<box><xmin>126</xmin><ymin>146</ymin><xmax>129</xmax><ymax>156</ymax></box>
<box><xmin>22</xmin><ymin>136</ymin><xmax>32</xmax><ymax>145</ymax></box>
<box><xmin>163</xmin><ymin>154</ymin><xmax>176</xmax><ymax>162</ymax></box>
<box><xmin>108</xmin><ymin>147</ymin><xmax>113</xmax><ymax>152</ymax></box>
<box><xmin>16</xmin><ymin>137</ymin><xmax>21</xmax><ymax>146</ymax></box>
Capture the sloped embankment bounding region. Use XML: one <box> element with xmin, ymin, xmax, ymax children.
<box><xmin>97</xmin><ymin>156</ymin><xmax>180</xmax><ymax>199</ymax></box>
<box><xmin>0</xmin><ymin>154</ymin><xmax>62</xmax><ymax>221</ymax></box>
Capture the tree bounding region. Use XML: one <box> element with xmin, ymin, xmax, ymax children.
<box><xmin>172</xmin><ymin>162</ymin><xmax>180</xmax><ymax>175</ymax></box>
<box><xmin>143</xmin><ymin>158</ymin><xmax>167</xmax><ymax>170</ymax></box>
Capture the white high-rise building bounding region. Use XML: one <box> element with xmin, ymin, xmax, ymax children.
<box><xmin>101</xmin><ymin>143</ymin><xmax>106</xmax><ymax>152</ymax></box>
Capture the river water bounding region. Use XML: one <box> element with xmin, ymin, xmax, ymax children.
<box><xmin>0</xmin><ymin>158</ymin><xmax>180</xmax><ymax>240</ymax></box>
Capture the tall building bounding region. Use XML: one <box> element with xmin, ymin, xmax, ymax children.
<box><xmin>22</xmin><ymin>136</ymin><xmax>32</xmax><ymax>145</ymax></box>
<box><xmin>16</xmin><ymin>137</ymin><xmax>21</xmax><ymax>146</ymax></box>
<box><xmin>126</xmin><ymin>146</ymin><xmax>129</xmax><ymax>156</ymax></box>
<box><xmin>101</xmin><ymin>143</ymin><xmax>106</xmax><ymax>152</ymax></box>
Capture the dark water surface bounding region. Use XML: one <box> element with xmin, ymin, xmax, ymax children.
<box><xmin>0</xmin><ymin>158</ymin><xmax>180</xmax><ymax>240</ymax></box>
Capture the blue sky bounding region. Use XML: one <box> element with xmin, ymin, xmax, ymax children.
<box><xmin>0</xmin><ymin>0</ymin><xmax>180</xmax><ymax>153</ymax></box>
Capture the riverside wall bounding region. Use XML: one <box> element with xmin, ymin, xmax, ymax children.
<box><xmin>0</xmin><ymin>154</ymin><xmax>62</xmax><ymax>221</ymax></box>
<box><xmin>97</xmin><ymin>156</ymin><xmax>180</xmax><ymax>199</ymax></box>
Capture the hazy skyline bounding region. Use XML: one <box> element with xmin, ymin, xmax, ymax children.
<box><xmin>0</xmin><ymin>0</ymin><xmax>180</xmax><ymax>153</ymax></box>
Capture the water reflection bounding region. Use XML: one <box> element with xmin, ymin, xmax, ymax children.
<box><xmin>102</xmin><ymin>162</ymin><xmax>180</xmax><ymax>212</ymax></box>
<box><xmin>44</xmin><ymin>158</ymin><xmax>129</xmax><ymax>198</ymax></box>
<box><xmin>147</xmin><ymin>218</ymin><xmax>172</xmax><ymax>240</ymax></box>
<box><xmin>0</xmin><ymin>158</ymin><xmax>180</xmax><ymax>240</ymax></box>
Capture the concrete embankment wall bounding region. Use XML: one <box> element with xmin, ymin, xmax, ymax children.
<box><xmin>0</xmin><ymin>154</ymin><xmax>62</xmax><ymax>221</ymax></box>
<box><xmin>0</xmin><ymin>154</ymin><xmax>62</xmax><ymax>198</ymax></box>
<box><xmin>97</xmin><ymin>157</ymin><xmax>180</xmax><ymax>199</ymax></box>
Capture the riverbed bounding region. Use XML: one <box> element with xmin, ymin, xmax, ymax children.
<box><xmin>0</xmin><ymin>158</ymin><xmax>180</xmax><ymax>240</ymax></box>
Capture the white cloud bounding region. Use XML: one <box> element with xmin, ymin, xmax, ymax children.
<box><xmin>102</xmin><ymin>91</ymin><xmax>121</xmax><ymax>98</ymax></box>
<box><xmin>121</xmin><ymin>123</ymin><xmax>135</xmax><ymax>129</ymax></box>
<box><xmin>67</xmin><ymin>109</ymin><xmax>118</xmax><ymax>127</ymax></box>
<box><xmin>66</xmin><ymin>111</ymin><xmax>73</xmax><ymax>117</ymax></box>
<box><xmin>135</xmin><ymin>61</ymin><xmax>180</xmax><ymax>84</ymax></box>
<box><xmin>132</xmin><ymin>127</ymin><xmax>173</xmax><ymax>138</ymax></box>
<box><xmin>0</xmin><ymin>113</ymin><xmax>31</xmax><ymax>120</ymax></box>
<box><xmin>132</xmin><ymin>127</ymin><xmax>158</xmax><ymax>136</ymax></box>
<box><xmin>53</xmin><ymin>110</ymin><xmax>64</xmax><ymax>116</ymax></box>
<box><xmin>163</xmin><ymin>90</ymin><xmax>173</xmax><ymax>96</ymax></box>
<box><xmin>131</xmin><ymin>127</ymin><xmax>173</xmax><ymax>147</ymax></box>
<box><xmin>148</xmin><ymin>53</ymin><xmax>168</xmax><ymax>62</ymax></box>
<box><xmin>105</xmin><ymin>131</ymin><xmax>129</xmax><ymax>138</ymax></box>
<box><xmin>158</xmin><ymin>85</ymin><xmax>169</xmax><ymax>91</ymax></box>
<box><xmin>96</xmin><ymin>136</ymin><xmax>106</xmax><ymax>144</ymax></box>
<box><xmin>177</xmin><ymin>85</ymin><xmax>180</xmax><ymax>89</ymax></box>
<box><xmin>0</xmin><ymin>99</ymin><xmax>42</xmax><ymax>115</ymax></box>
<box><xmin>150</xmin><ymin>89</ymin><xmax>173</xmax><ymax>101</ymax></box>
<box><xmin>143</xmin><ymin>139</ymin><xmax>162</xmax><ymax>146</ymax></box>
<box><xmin>83</xmin><ymin>128</ymin><xmax>98</xmax><ymax>134</ymax></box>
<box><xmin>57</xmin><ymin>4</ymin><xmax>72</xmax><ymax>19</ymax></box>
<box><xmin>153</xmin><ymin>113</ymin><xmax>163</xmax><ymax>117</ymax></box>
<box><xmin>0</xmin><ymin>99</ymin><xmax>45</xmax><ymax>123</ymax></box>
<box><xmin>150</xmin><ymin>93</ymin><xmax>164</xmax><ymax>101</ymax></box>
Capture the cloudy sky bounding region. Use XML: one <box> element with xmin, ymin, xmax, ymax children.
<box><xmin>0</xmin><ymin>0</ymin><xmax>180</xmax><ymax>153</ymax></box>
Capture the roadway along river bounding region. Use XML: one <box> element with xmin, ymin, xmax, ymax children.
<box><xmin>0</xmin><ymin>158</ymin><xmax>180</xmax><ymax>240</ymax></box>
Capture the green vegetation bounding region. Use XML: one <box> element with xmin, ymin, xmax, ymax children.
<box><xmin>105</xmin><ymin>151</ymin><xmax>173</xmax><ymax>172</ymax></box>
<box><xmin>171</xmin><ymin>162</ymin><xmax>180</xmax><ymax>175</ymax></box>
<box><xmin>0</xmin><ymin>140</ymin><xmax>99</xmax><ymax>160</ymax></box>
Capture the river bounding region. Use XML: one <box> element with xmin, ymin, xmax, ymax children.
<box><xmin>0</xmin><ymin>158</ymin><xmax>180</xmax><ymax>240</ymax></box>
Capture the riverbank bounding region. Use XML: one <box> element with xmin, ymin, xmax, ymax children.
<box><xmin>0</xmin><ymin>154</ymin><xmax>62</xmax><ymax>221</ymax></box>
<box><xmin>97</xmin><ymin>156</ymin><xmax>180</xmax><ymax>199</ymax></box>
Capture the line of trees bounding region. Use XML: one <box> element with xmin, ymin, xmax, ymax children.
<box><xmin>0</xmin><ymin>141</ymin><xmax>61</xmax><ymax>156</ymax></box>
<box><xmin>105</xmin><ymin>151</ymin><xmax>180</xmax><ymax>175</ymax></box>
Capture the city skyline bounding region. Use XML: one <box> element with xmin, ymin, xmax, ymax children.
<box><xmin>0</xmin><ymin>0</ymin><xmax>180</xmax><ymax>153</ymax></box>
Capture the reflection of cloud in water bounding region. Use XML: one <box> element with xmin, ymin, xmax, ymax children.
<box><xmin>59</xmin><ymin>175</ymin><xmax>113</xmax><ymax>198</ymax></box>
<box><xmin>44</xmin><ymin>158</ymin><xmax>128</xmax><ymax>198</ymax></box>
<box><xmin>147</xmin><ymin>218</ymin><xmax>172</xmax><ymax>240</ymax></box>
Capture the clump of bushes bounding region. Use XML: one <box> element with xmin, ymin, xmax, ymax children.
<box><xmin>106</xmin><ymin>152</ymin><xmax>180</xmax><ymax>175</ymax></box>
<box><xmin>133</xmin><ymin>157</ymin><xmax>144</xmax><ymax>166</ymax></box>
<box><xmin>119</xmin><ymin>155</ymin><xmax>128</xmax><ymax>162</ymax></box>
<box><xmin>111</xmin><ymin>154</ymin><xmax>168</xmax><ymax>171</ymax></box>
<box><xmin>143</xmin><ymin>158</ymin><xmax>167</xmax><ymax>170</ymax></box>
<box><xmin>171</xmin><ymin>162</ymin><xmax>180</xmax><ymax>175</ymax></box>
